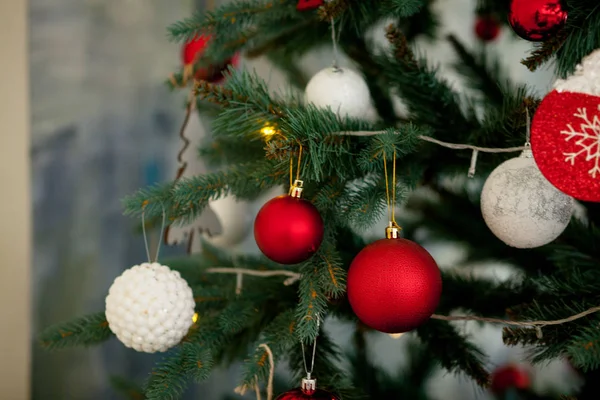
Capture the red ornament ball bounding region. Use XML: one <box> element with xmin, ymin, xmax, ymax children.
<box><xmin>475</xmin><ymin>15</ymin><xmax>501</xmax><ymax>42</ymax></box>
<box><xmin>254</xmin><ymin>195</ymin><xmax>324</xmax><ymax>264</ymax></box>
<box><xmin>182</xmin><ymin>35</ymin><xmax>239</xmax><ymax>82</ymax></box>
<box><xmin>296</xmin><ymin>0</ymin><xmax>324</xmax><ymax>11</ymax></box>
<box><xmin>347</xmin><ymin>238</ymin><xmax>442</xmax><ymax>333</ymax></box>
<box><xmin>490</xmin><ymin>364</ymin><xmax>531</xmax><ymax>394</ymax></box>
<box><xmin>531</xmin><ymin>90</ymin><xmax>600</xmax><ymax>202</ymax></box>
<box><xmin>276</xmin><ymin>388</ymin><xmax>339</xmax><ymax>400</ymax></box>
<box><xmin>508</xmin><ymin>0</ymin><xmax>567</xmax><ymax>42</ymax></box>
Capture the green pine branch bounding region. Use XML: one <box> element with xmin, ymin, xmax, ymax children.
<box><xmin>145</xmin><ymin>342</ymin><xmax>214</xmax><ymax>400</ymax></box>
<box><xmin>379</xmin><ymin>25</ymin><xmax>480</xmax><ymax>143</ymax></box>
<box><xmin>240</xmin><ymin>310</ymin><xmax>296</xmax><ymax>388</ymax></box>
<box><xmin>295</xmin><ymin>262</ymin><xmax>329</xmax><ymax>342</ymax></box>
<box><xmin>110</xmin><ymin>376</ymin><xmax>146</xmax><ymax>400</ymax></box>
<box><xmin>447</xmin><ymin>34</ymin><xmax>507</xmax><ymax>107</ymax></box>
<box><xmin>39</xmin><ymin>312</ymin><xmax>112</xmax><ymax>350</ymax></box>
<box><xmin>417</xmin><ymin>319</ymin><xmax>490</xmax><ymax>387</ymax></box>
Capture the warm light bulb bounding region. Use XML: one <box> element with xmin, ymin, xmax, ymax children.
<box><xmin>192</xmin><ymin>313</ymin><xmax>199</xmax><ymax>323</ymax></box>
<box><xmin>389</xmin><ymin>333</ymin><xmax>405</xmax><ymax>339</ymax></box>
<box><xmin>261</xmin><ymin>125</ymin><xmax>277</xmax><ymax>137</ymax></box>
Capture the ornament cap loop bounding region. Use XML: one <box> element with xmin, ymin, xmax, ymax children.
<box><xmin>385</xmin><ymin>221</ymin><xmax>402</xmax><ymax>239</ymax></box>
<box><xmin>520</xmin><ymin>148</ymin><xmax>533</xmax><ymax>158</ymax></box>
<box><xmin>289</xmin><ymin>179</ymin><xmax>304</xmax><ymax>198</ymax></box>
<box><xmin>301</xmin><ymin>376</ymin><xmax>317</xmax><ymax>395</ymax></box>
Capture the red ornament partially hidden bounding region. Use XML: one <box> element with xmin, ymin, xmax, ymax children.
<box><xmin>508</xmin><ymin>0</ymin><xmax>567</xmax><ymax>42</ymax></box>
<box><xmin>276</xmin><ymin>377</ymin><xmax>339</xmax><ymax>400</ymax></box>
<box><xmin>474</xmin><ymin>15</ymin><xmax>501</xmax><ymax>42</ymax></box>
<box><xmin>347</xmin><ymin>227</ymin><xmax>442</xmax><ymax>333</ymax></box>
<box><xmin>296</xmin><ymin>0</ymin><xmax>324</xmax><ymax>11</ymax></box>
<box><xmin>254</xmin><ymin>181</ymin><xmax>324</xmax><ymax>265</ymax></box>
<box><xmin>531</xmin><ymin>90</ymin><xmax>600</xmax><ymax>202</ymax></box>
<box><xmin>490</xmin><ymin>364</ymin><xmax>531</xmax><ymax>394</ymax></box>
<box><xmin>182</xmin><ymin>35</ymin><xmax>239</xmax><ymax>82</ymax></box>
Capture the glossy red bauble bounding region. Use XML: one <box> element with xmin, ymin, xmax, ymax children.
<box><xmin>508</xmin><ymin>0</ymin><xmax>567</xmax><ymax>42</ymax></box>
<box><xmin>347</xmin><ymin>238</ymin><xmax>442</xmax><ymax>333</ymax></box>
<box><xmin>531</xmin><ymin>90</ymin><xmax>600</xmax><ymax>202</ymax></box>
<box><xmin>474</xmin><ymin>15</ymin><xmax>501</xmax><ymax>42</ymax></box>
<box><xmin>254</xmin><ymin>195</ymin><xmax>324</xmax><ymax>265</ymax></box>
<box><xmin>490</xmin><ymin>364</ymin><xmax>531</xmax><ymax>394</ymax></box>
<box><xmin>182</xmin><ymin>35</ymin><xmax>239</xmax><ymax>82</ymax></box>
<box><xmin>276</xmin><ymin>388</ymin><xmax>339</xmax><ymax>400</ymax></box>
<box><xmin>296</xmin><ymin>0</ymin><xmax>324</xmax><ymax>11</ymax></box>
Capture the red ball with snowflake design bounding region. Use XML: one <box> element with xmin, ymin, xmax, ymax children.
<box><xmin>531</xmin><ymin>49</ymin><xmax>600</xmax><ymax>202</ymax></box>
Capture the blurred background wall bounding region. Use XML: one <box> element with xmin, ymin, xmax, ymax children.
<box><xmin>29</xmin><ymin>1</ymin><xmax>191</xmax><ymax>398</ymax></box>
<box><xmin>0</xmin><ymin>0</ymin><xmax>30</xmax><ymax>399</ymax></box>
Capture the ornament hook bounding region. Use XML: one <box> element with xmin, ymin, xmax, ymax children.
<box><xmin>383</xmin><ymin>150</ymin><xmax>400</xmax><ymax>234</ymax></box>
<box><xmin>141</xmin><ymin>202</ymin><xmax>167</xmax><ymax>263</ymax></box>
<box><xmin>330</xmin><ymin>17</ymin><xmax>340</xmax><ymax>70</ymax></box>
<box><xmin>525</xmin><ymin>107</ymin><xmax>531</xmax><ymax>147</ymax></box>
<box><xmin>289</xmin><ymin>143</ymin><xmax>304</xmax><ymax>194</ymax></box>
<box><xmin>300</xmin><ymin>315</ymin><xmax>320</xmax><ymax>394</ymax></box>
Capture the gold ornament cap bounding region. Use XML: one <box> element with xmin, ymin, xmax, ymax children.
<box><xmin>289</xmin><ymin>179</ymin><xmax>304</xmax><ymax>198</ymax></box>
<box><xmin>385</xmin><ymin>221</ymin><xmax>401</xmax><ymax>239</ymax></box>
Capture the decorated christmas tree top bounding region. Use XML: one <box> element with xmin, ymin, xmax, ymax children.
<box><xmin>40</xmin><ymin>0</ymin><xmax>600</xmax><ymax>399</ymax></box>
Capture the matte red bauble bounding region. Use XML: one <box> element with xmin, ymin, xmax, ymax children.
<box><xmin>508</xmin><ymin>0</ymin><xmax>567</xmax><ymax>42</ymax></box>
<box><xmin>347</xmin><ymin>231</ymin><xmax>442</xmax><ymax>333</ymax></box>
<box><xmin>276</xmin><ymin>377</ymin><xmax>339</xmax><ymax>400</ymax></box>
<box><xmin>531</xmin><ymin>90</ymin><xmax>600</xmax><ymax>202</ymax></box>
<box><xmin>490</xmin><ymin>364</ymin><xmax>531</xmax><ymax>394</ymax></box>
<box><xmin>182</xmin><ymin>35</ymin><xmax>239</xmax><ymax>82</ymax></box>
<box><xmin>296</xmin><ymin>0</ymin><xmax>324</xmax><ymax>11</ymax></box>
<box><xmin>474</xmin><ymin>15</ymin><xmax>501</xmax><ymax>42</ymax></box>
<box><xmin>254</xmin><ymin>181</ymin><xmax>324</xmax><ymax>265</ymax></box>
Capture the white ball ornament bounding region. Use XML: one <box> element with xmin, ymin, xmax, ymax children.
<box><xmin>105</xmin><ymin>263</ymin><xmax>195</xmax><ymax>353</ymax></box>
<box><xmin>204</xmin><ymin>195</ymin><xmax>252</xmax><ymax>247</ymax></box>
<box><xmin>480</xmin><ymin>149</ymin><xmax>575</xmax><ymax>249</ymax></box>
<box><xmin>305</xmin><ymin>67</ymin><xmax>372</xmax><ymax>119</ymax></box>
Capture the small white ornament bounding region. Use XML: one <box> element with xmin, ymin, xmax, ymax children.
<box><xmin>305</xmin><ymin>67</ymin><xmax>372</xmax><ymax>119</ymax></box>
<box><xmin>105</xmin><ymin>262</ymin><xmax>195</xmax><ymax>353</ymax></box>
<box><xmin>204</xmin><ymin>195</ymin><xmax>252</xmax><ymax>248</ymax></box>
<box><xmin>480</xmin><ymin>150</ymin><xmax>575</xmax><ymax>249</ymax></box>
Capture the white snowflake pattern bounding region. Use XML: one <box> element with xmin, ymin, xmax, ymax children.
<box><xmin>561</xmin><ymin>104</ymin><xmax>600</xmax><ymax>178</ymax></box>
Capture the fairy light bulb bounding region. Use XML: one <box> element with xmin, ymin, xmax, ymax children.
<box><xmin>261</xmin><ymin>124</ymin><xmax>277</xmax><ymax>137</ymax></box>
<box><xmin>389</xmin><ymin>333</ymin><xmax>405</xmax><ymax>339</ymax></box>
<box><xmin>192</xmin><ymin>312</ymin><xmax>199</xmax><ymax>323</ymax></box>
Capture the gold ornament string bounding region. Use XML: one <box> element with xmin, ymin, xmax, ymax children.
<box><xmin>289</xmin><ymin>143</ymin><xmax>304</xmax><ymax>188</ymax></box>
<box><xmin>382</xmin><ymin>149</ymin><xmax>399</xmax><ymax>227</ymax></box>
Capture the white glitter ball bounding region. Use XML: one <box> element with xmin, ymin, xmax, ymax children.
<box><xmin>305</xmin><ymin>67</ymin><xmax>372</xmax><ymax>119</ymax></box>
<box><xmin>554</xmin><ymin>49</ymin><xmax>600</xmax><ymax>96</ymax></box>
<box><xmin>105</xmin><ymin>262</ymin><xmax>195</xmax><ymax>353</ymax></box>
<box><xmin>480</xmin><ymin>151</ymin><xmax>575</xmax><ymax>249</ymax></box>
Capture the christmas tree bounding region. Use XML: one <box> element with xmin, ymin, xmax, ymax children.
<box><xmin>39</xmin><ymin>0</ymin><xmax>600</xmax><ymax>398</ymax></box>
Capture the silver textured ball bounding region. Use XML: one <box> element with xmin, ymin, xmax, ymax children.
<box><xmin>305</xmin><ymin>67</ymin><xmax>371</xmax><ymax>119</ymax></box>
<box><xmin>480</xmin><ymin>150</ymin><xmax>574</xmax><ymax>249</ymax></box>
<box><xmin>105</xmin><ymin>262</ymin><xmax>195</xmax><ymax>353</ymax></box>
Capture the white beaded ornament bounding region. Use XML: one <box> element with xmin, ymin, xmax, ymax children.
<box><xmin>305</xmin><ymin>67</ymin><xmax>372</xmax><ymax>119</ymax></box>
<box><xmin>480</xmin><ymin>149</ymin><xmax>575</xmax><ymax>249</ymax></box>
<box><xmin>554</xmin><ymin>49</ymin><xmax>600</xmax><ymax>96</ymax></box>
<box><xmin>105</xmin><ymin>262</ymin><xmax>195</xmax><ymax>353</ymax></box>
